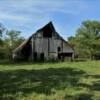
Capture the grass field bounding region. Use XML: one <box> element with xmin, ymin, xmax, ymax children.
<box><xmin>0</xmin><ymin>60</ymin><xmax>100</xmax><ymax>100</ymax></box>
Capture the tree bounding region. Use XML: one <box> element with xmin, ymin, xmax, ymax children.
<box><xmin>0</xmin><ymin>23</ymin><xmax>5</xmax><ymax>37</ymax></box>
<box><xmin>0</xmin><ymin>23</ymin><xmax>6</xmax><ymax>59</ymax></box>
<box><xmin>0</xmin><ymin>22</ymin><xmax>25</xmax><ymax>59</ymax></box>
<box><xmin>0</xmin><ymin>23</ymin><xmax>5</xmax><ymax>46</ymax></box>
<box><xmin>3</xmin><ymin>30</ymin><xmax>25</xmax><ymax>59</ymax></box>
<box><xmin>68</xmin><ymin>20</ymin><xmax>100</xmax><ymax>59</ymax></box>
<box><xmin>5</xmin><ymin>30</ymin><xmax>24</xmax><ymax>49</ymax></box>
<box><xmin>6</xmin><ymin>30</ymin><xmax>20</xmax><ymax>48</ymax></box>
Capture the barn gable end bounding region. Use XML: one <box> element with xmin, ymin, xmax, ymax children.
<box><xmin>12</xmin><ymin>22</ymin><xmax>74</xmax><ymax>61</ymax></box>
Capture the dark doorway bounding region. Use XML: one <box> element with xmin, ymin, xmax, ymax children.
<box><xmin>21</xmin><ymin>42</ymin><xmax>31</xmax><ymax>61</ymax></box>
<box><xmin>61</xmin><ymin>53</ymin><xmax>73</xmax><ymax>57</ymax></box>
<box><xmin>58</xmin><ymin>47</ymin><xmax>61</xmax><ymax>60</ymax></box>
<box><xmin>58</xmin><ymin>54</ymin><xmax>61</xmax><ymax>60</ymax></box>
<box><xmin>58</xmin><ymin>53</ymin><xmax>73</xmax><ymax>61</ymax></box>
<box><xmin>33</xmin><ymin>52</ymin><xmax>37</xmax><ymax>61</ymax></box>
<box><xmin>40</xmin><ymin>53</ymin><xmax>44</xmax><ymax>61</ymax></box>
<box><xmin>58</xmin><ymin>47</ymin><xmax>61</xmax><ymax>52</ymax></box>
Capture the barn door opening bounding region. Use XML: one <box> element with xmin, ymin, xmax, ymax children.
<box><xmin>58</xmin><ymin>47</ymin><xmax>61</xmax><ymax>52</ymax></box>
<box><xmin>33</xmin><ymin>52</ymin><xmax>37</xmax><ymax>61</ymax></box>
<box><xmin>57</xmin><ymin>46</ymin><xmax>61</xmax><ymax>60</ymax></box>
<box><xmin>40</xmin><ymin>53</ymin><xmax>44</xmax><ymax>61</ymax></box>
<box><xmin>21</xmin><ymin>42</ymin><xmax>31</xmax><ymax>61</ymax></box>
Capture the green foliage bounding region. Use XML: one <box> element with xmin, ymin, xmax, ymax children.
<box><xmin>0</xmin><ymin>23</ymin><xmax>5</xmax><ymax>39</ymax></box>
<box><xmin>0</xmin><ymin>24</ymin><xmax>25</xmax><ymax>59</ymax></box>
<box><xmin>0</xmin><ymin>23</ymin><xmax>6</xmax><ymax>59</ymax></box>
<box><xmin>68</xmin><ymin>20</ymin><xmax>100</xmax><ymax>59</ymax></box>
<box><xmin>0</xmin><ymin>23</ymin><xmax>5</xmax><ymax>46</ymax></box>
<box><xmin>2</xmin><ymin>30</ymin><xmax>25</xmax><ymax>59</ymax></box>
<box><xmin>5</xmin><ymin>30</ymin><xmax>24</xmax><ymax>49</ymax></box>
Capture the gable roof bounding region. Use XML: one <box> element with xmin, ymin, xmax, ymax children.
<box><xmin>13</xmin><ymin>22</ymin><xmax>74</xmax><ymax>53</ymax></box>
<box><xmin>37</xmin><ymin>21</ymin><xmax>56</xmax><ymax>33</ymax></box>
<box><xmin>13</xmin><ymin>36</ymin><xmax>32</xmax><ymax>53</ymax></box>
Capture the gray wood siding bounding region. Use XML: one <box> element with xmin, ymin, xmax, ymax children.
<box><xmin>62</xmin><ymin>41</ymin><xmax>74</xmax><ymax>53</ymax></box>
<box><xmin>34</xmin><ymin>38</ymin><xmax>48</xmax><ymax>58</ymax></box>
<box><xmin>49</xmin><ymin>39</ymin><xmax>62</xmax><ymax>53</ymax></box>
<box><xmin>31</xmin><ymin>37</ymin><xmax>74</xmax><ymax>59</ymax></box>
<box><xmin>49</xmin><ymin>39</ymin><xmax>62</xmax><ymax>59</ymax></box>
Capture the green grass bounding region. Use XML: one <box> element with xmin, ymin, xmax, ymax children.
<box><xmin>0</xmin><ymin>60</ymin><xmax>100</xmax><ymax>100</ymax></box>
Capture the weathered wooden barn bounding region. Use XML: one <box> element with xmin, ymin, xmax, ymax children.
<box><xmin>12</xmin><ymin>22</ymin><xmax>74</xmax><ymax>61</ymax></box>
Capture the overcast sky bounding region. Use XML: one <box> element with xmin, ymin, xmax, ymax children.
<box><xmin>0</xmin><ymin>0</ymin><xmax>100</xmax><ymax>39</ymax></box>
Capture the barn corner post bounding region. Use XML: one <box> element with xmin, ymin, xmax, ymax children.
<box><xmin>31</xmin><ymin>36</ymin><xmax>34</xmax><ymax>61</ymax></box>
<box><xmin>72</xmin><ymin>52</ymin><xmax>74</xmax><ymax>61</ymax></box>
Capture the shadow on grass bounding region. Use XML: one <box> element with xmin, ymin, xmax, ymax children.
<box><xmin>0</xmin><ymin>60</ymin><xmax>36</xmax><ymax>66</ymax></box>
<box><xmin>64</xmin><ymin>93</ymin><xmax>93</xmax><ymax>100</ymax></box>
<box><xmin>75</xmin><ymin>93</ymin><xmax>93</xmax><ymax>100</ymax></box>
<box><xmin>92</xmin><ymin>81</ymin><xmax>100</xmax><ymax>91</ymax></box>
<box><xmin>0</xmin><ymin>67</ymin><xmax>86</xmax><ymax>100</ymax></box>
<box><xmin>78</xmin><ymin>75</ymin><xmax>100</xmax><ymax>92</ymax></box>
<box><xmin>0</xmin><ymin>59</ymin><xmax>60</xmax><ymax>66</ymax></box>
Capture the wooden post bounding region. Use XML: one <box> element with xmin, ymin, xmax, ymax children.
<box><xmin>31</xmin><ymin>36</ymin><xmax>34</xmax><ymax>61</ymax></box>
<box><xmin>48</xmin><ymin>38</ymin><xmax>50</xmax><ymax>59</ymax></box>
<box><xmin>72</xmin><ymin>53</ymin><xmax>74</xmax><ymax>61</ymax></box>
